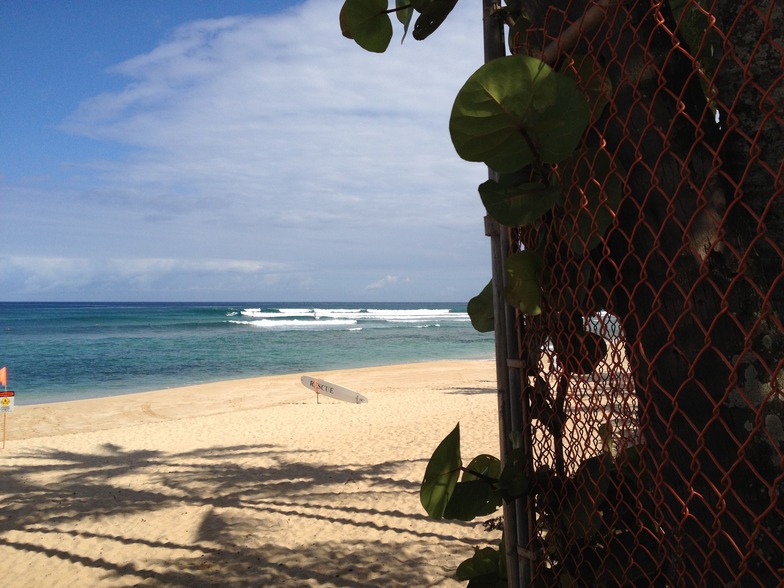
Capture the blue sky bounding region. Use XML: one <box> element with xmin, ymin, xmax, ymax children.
<box><xmin>1</xmin><ymin>0</ymin><xmax>489</xmax><ymax>302</ymax></box>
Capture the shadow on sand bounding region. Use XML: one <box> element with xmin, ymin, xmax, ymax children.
<box><xmin>0</xmin><ymin>442</ymin><xmax>488</xmax><ymax>586</ymax></box>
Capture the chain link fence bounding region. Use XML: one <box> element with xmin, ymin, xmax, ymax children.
<box><xmin>500</xmin><ymin>1</ymin><xmax>784</xmax><ymax>585</ymax></box>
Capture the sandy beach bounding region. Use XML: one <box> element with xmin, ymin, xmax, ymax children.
<box><xmin>0</xmin><ymin>359</ymin><xmax>500</xmax><ymax>587</ymax></box>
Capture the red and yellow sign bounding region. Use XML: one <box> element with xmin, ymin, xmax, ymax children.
<box><xmin>0</xmin><ymin>391</ymin><xmax>14</xmax><ymax>413</ymax></box>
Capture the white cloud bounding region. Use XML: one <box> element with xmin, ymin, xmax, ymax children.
<box><xmin>366</xmin><ymin>274</ymin><xmax>408</xmax><ymax>290</ymax></box>
<box><xmin>4</xmin><ymin>0</ymin><xmax>492</xmax><ymax>301</ymax></box>
<box><xmin>0</xmin><ymin>255</ymin><xmax>292</xmax><ymax>298</ymax></box>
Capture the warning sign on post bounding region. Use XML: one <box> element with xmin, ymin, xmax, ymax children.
<box><xmin>0</xmin><ymin>391</ymin><xmax>14</xmax><ymax>413</ymax></box>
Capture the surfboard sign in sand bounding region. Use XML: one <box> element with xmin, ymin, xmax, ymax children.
<box><xmin>301</xmin><ymin>376</ymin><xmax>368</xmax><ymax>404</ymax></box>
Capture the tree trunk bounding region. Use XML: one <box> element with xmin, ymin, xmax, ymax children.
<box><xmin>524</xmin><ymin>0</ymin><xmax>783</xmax><ymax>584</ymax></box>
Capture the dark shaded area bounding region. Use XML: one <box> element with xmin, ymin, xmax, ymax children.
<box><xmin>443</xmin><ymin>386</ymin><xmax>496</xmax><ymax>396</ymax></box>
<box><xmin>509</xmin><ymin>0</ymin><xmax>782</xmax><ymax>585</ymax></box>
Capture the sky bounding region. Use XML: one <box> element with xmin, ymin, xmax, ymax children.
<box><xmin>1</xmin><ymin>0</ymin><xmax>491</xmax><ymax>302</ymax></box>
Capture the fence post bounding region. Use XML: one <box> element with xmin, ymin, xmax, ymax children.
<box><xmin>482</xmin><ymin>2</ymin><xmax>527</xmax><ymax>587</ymax></box>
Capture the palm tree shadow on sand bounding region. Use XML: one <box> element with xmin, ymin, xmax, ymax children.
<box><xmin>0</xmin><ymin>443</ymin><xmax>489</xmax><ymax>586</ymax></box>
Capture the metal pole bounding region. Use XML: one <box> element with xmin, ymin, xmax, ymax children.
<box><xmin>481</xmin><ymin>3</ymin><xmax>526</xmax><ymax>587</ymax></box>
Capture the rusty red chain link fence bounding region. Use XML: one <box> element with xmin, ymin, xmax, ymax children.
<box><xmin>501</xmin><ymin>1</ymin><xmax>783</xmax><ymax>586</ymax></box>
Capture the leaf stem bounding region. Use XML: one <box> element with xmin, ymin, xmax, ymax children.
<box><xmin>519</xmin><ymin>127</ymin><xmax>542</xmax><ymax>163</ymax></box>
<box><xmin>385</xmin><ymin>4</ymin><xmax>412</xmax><ymax>14</ymax></box>
<box><xmin>462</xmin><ymin>466</ymin><xmax>499</xmax><ymax>485</ymax></box>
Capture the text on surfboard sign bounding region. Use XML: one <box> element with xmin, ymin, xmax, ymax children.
<box><xmin>300</xmin><ymin>376</ymin><xmax>368</xmax><ymax>404</ymax></box>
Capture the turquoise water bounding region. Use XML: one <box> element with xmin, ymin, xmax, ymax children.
<box><xmin>0</xmin><ymin>302</ymin><xmax>494</xmax><ymax>404</ymax></box>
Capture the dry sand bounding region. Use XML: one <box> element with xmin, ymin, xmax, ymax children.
<box><xmin>0</xmin><ymin>360</ymin><xmax>500</xmax><ymax>587</ymax></box>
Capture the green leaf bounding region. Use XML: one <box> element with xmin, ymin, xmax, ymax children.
<box><xmin>396</xmin><ymin>0</ymin><xmax>413</xmax><ymax>22</ymax></box>
<box><xmin>396</xmin><ymin>0</ymin><xmax>414</xmax><ymax>41</ymax></box>
<box><xmin>341</xmin><ymin>0</ymin><xmax>393</xmax><ymax>53</ymax></box>
<box><xmin>443</xmin><ymin>454</ymin><xmax>503</xmax><ymax>520</ymax></box>
<box><xmin>671</xmin><ymin>0</ymin><xmax>719</xmax><ymax>80</ymax></box>
<box><xmin>559</xmin><ymin>54</ymin><xmax>612</xmax><ymax>118</ymax></box>
<box><xmin>598</xmin><ymin>420</ymin><xmax>615</xmax><ymax>455</ymax></box>
<box><xmin>504</xmin><ymin>0</ymin><xmax>523</xmax><ymax>14</ymax></box>
<box><xmin>456</xmin><ymin>547</ymin><xmax>503</xmax><ymax>581</ymax></box>
<box><xmin>533</xmin><ymin>72</ymin><xmax>592</xmax><ymax>164</ymax></box>
<box><xmin>450</xmin><ymin>55</ymin><xmax>590</xmax><ymax>173</ymax></box>
<box><xmin>450</xmin><ymin>55</ymin><xmax>549</xmax><ymax>172</ymax></box>
<box><xmin>559</xmin><ymin>147</ymin><xmax>624</xmax><ymax>254</ymax></box>
<box><xmin>528</xmin><ymin>376</ymin><xmax>564</xmax><ymax>436</ymax></box>
<box><xmin>617</xmin><ymin>443</ymin><xmax>653</xmax><ymax>487</ymax></box>
<box><xmin>467</xmin><ymin>280</ymin><xmax>494</xmax><ymax>333</ymax></box>
<box><xmin>560</xmin><ymin>573</ymin><xmax>579</xmax><ymax>588</ymax></box>
<box><xmin>508</xmin><ymin>429</ymin><xmax>524</xmax><ymax>450</ymax></box>
<box><xmin>495</xmin><ymin>431</ymin><xmax>531</xmax><ymax>499</ymax></box>
<box><xmin>479</xmin><ymin>179</ymin><xmax>560</xmax><ymax>227</ymax></box>
<box><xmin>507</xmin><ymin>12</ymin><xmax>539</xmax><ymax>57</ymax></box>
<box><xmin>562</xmin><ymin>454</ymin><xmax>615</xmax><ymax>540</ymax></box>
<box><xmin>444</xmin><ymin>479</ymin><xmax>502</xmax><ymax>520</ymax></box>
<box><xmin>580</xmin><ymin>453</ymin><xmax>614</xmax><ymax>499</ymax></box>
<box><xmin>420</xmin><ymin>423</ymin><xmax>462</xmax><ymax>519</ymax></box>
<box><xmin>503</xmin><ymin>251</ymin><xmax>543</xmax><ymax>315</ymax></box>
<box><xmin>339</xmin><ymin>3</ymin><xmax>354</xmax><ymax>39</ymax></box>
<box><xmin>496</xmin><ymin>446</ymin><xmax>530</xmax><ymax>499</ymax></box>
<box><xmin>464</xmin><ymin>453</ymin><xmax>502</xmax><ymax>481</ymax></box>
<box><xmin>412</xmin><ymin>0</ymin><xmax>458</xmax><ymax>41</ymax></box>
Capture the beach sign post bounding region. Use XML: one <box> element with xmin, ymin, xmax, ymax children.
<box><xmin>0</xmin><ymin>366</ymin><xmax>11</xmax><ymax>449</ymax></box>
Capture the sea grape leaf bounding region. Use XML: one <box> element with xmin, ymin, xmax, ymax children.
<box><xmin>528</xmin><ymin>375</ymin><xmax>564</xmax><ymax>437</ymax></box>
<box><xmin>503</xmin><ymin>251</ymin><xmax>543</xmax><ymax>316</ymax></box>
<box><xmin>456</xmin><ymin>547</ymin><xmax>503</xmax><ymax>581</ymax></box>
<box><xmin>507</xmin><ymin>11</ymin><xmax>541</xmax><ymax>57</ymax></box>
<box><xmin>479</xmin><ymin>179</ymin><xmax>561</xmax><ymax>227</ymax></box>
<box><xmin>450</xmin><ymin>55</ymin><xmax>552</xmax><ymax>172</ymax></box>
<box><xmin>339</xmin><ymin>2</ymin><xmax>354</xmax><ymax>39</ymax></box>
<box><xmin>531</xmin><ymin>72</ymin><xmax>591</xmax><ymax>164</ymax></box>
<box><xmin>671</xmin><ymin>0</ymin><xmax>720</xmax><ymax>81</ymax></box>
<box><xmin>504</xmin><ymin>0</ymin><xmax>524</xmax><ymax>14</ymax></box>
<box><xmin>412</xmin><ymin>0</ymin><xmax>458</xmax><ymax>41</ymax></box>
<box><xmin>496</xmin><ymin>431</ymin><xmax>532</xmax><ymax>498</ymax></box>
<box><xmin>579</xmin><ymin>453</ymin><xmax>615</xmax><ymax>500</ymax></box>
<box><xmin>420</xmin><ymin>423</ymin><xmax>462</xmax><ymax>519</ymax></box>
<box><xmin>560</xmin><ymin>147</ymin><xmax>624</xmax><ymax>254</ymax></box>
<box><xmin>467</xmin><ymin>280</ymin><xmax>494</xmax><ymax>333</ymax></box>
<box><xmin>564</xmin><ymin>454</ymin><xmax>615</xmax><ymax>539</ymax></box>
<box><xmin>450</xmin><ymin>55</ymin><xmax>590</xmax><ymax>173</ymax></box>
<box><xmin>463</xmin><ymin>453</ymin><xmax>502</xmax><ymax>482</ymax></box>
<box><xmin>559</xmin><ymin>54</ymin><xmax>612</xmax><ymax>118</ymax></box>
<box><xmin>496</xmin><ymin>446</ymin><xmax>530</xmax><ymax>499</ymax></box>
<box><xmin>617</xmin><ymin>443</ymin><xmax>654</xmax><ymax>487</ymax></box>
<box><xmin>341</xmin><ymin>0</ymin><xmax>393</xmax><ymax>53</ymax></box>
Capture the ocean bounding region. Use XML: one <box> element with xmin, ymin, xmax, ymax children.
<box><xmin>0</xmin><ymin>302</ymin><xmax>494</xmax><ymax>405</ymax></box>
